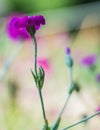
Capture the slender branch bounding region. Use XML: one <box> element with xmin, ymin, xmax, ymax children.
<box><xmin>62</xmin><ymin>111</ymin><xmax>100</xmax><ymax>130</ymax></box>
<box><xmin>51</xmin><ymin>66</ymin><xmax>73</xmax><ymax>129</ymax></box>
<box><xmin>32</xmin><ymin>35</ymin><xmax>48</xmax><ymax>128</ymax></box>
<box><xmin>52</xmin><ymin>95</ymin><xmax>70</xmax><ymax>130</ymax></box>
<box><xmin>60</xmin><ymin>94</ymin><xmax>71</xmax><ymax>118</ymax></box>
<box><xmin>68</xmin><ymin>67</ymin><xmax>72</xmax><ymax>85</ymax></box>
<box><xmin>38</xmin><ymin>89</ymin><xmax>48</xmax><ymax>126</ymax></box>
<box><xmin>56</xmin><ymin>93</ymin><xmax>71</xmax><ymax>124</ymax></box>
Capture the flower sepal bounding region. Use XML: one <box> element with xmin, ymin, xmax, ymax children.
<box><xmin>31</xmin><ymin>66</ymin><xmax>45</xmax><ymax>89</ymax></box>
<box><xmin>37</xmin><ymin>66</ymin><xmax>45</xmax><ymax>89</ymax></box>
<box><xmin>26</xmin><ymin>26</ymin><xmax>36</xmax><ymax>37</ymax></box>
<box><xmin>31</xmin><ymin>68</ymin><xmax>38</xmax><ymax>85</ymax></box>
<box><xmin>65</xmin><ymin>47</ymin><xmax>73</xmax><ymax>68</ymax></box>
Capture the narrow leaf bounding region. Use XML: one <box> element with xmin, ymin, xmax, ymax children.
<box><xmin>40</xmin><ymin>66</ymin><xmax>45</xmax><ymax>78</ymax></box>
<box><xmin>30</xmin><ymin>68</ymin><xmax>37</xmax><ymax>83</ymax></box>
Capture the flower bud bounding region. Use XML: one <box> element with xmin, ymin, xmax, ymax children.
<box><xmin>31</xmin><ymin>66</ymin><xmax>45</xmax><ymax>89</ymax></box>
<box><xmin>65</xmin><ymin>47</ymin><xmax>73</xmax><ymax>67</ymax></box>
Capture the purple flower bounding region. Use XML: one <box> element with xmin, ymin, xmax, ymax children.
<box><xmin>66</xmin><ymin>47</ymin><xmax>70</xmax><ymax>55</ymax></box>
<box><xmin>15</xmin><ymin>15</ymin><xmax>45</xmax><ymax>30</ymax></box>
<box><xmin>7</xmin><ymin>17</ymin><xmax>30</xmax><ymax>40</ymax></box>
<box><xmin>96</xmin><ymin>73</ymin><xmax>100</xmax><ymax>82</ymax></box>
<box><xmin>81</xmin><ymin>55</ymin><xmax>96</xmax><ymax>67</ymax></box>
<box><xmin>7</xmin><ymin>15</ymin><xmax>46</xmax><ymax>40</ymax></box>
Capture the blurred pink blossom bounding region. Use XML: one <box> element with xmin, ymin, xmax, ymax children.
<box><xmin>37</xmin><ymin>58</ymin><xmax>51</xmax><ymax>74</ymax></box>
<box><xmin>96</xmin><ymin>106</ymin><xmax>100</xmax><ymax>112</ymax></box>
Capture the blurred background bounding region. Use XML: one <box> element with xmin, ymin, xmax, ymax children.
<box><xmin>0</xmin><ymin>0</ymin><xmax>100</xmax><ymax>130</ymax></box>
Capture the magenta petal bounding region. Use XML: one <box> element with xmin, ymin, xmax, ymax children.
<box><xmin>28</xmin><ymin>15</ymin><xmax>46</xmax><ymax>30</ymax></box>
<box><xmin>38</xmin><ymin>15</ymin><xmax>46</xmax><ymax>25</ymax></box>
<box><xmin>7</xmin><ymin>15</ymin><xmax>46</xmax><ymax>41</ymax></box>
<box><xmin>17</xmin><ymin>28</ymin><xmax>30</xmax><ymax>39</ymax></box>
<box><xmin>15</xmin><ymin>16</ymin><xmax>28</xmax><ymax>28</ymax></box>
<box><xmin>7</xmin><ymin>16</ymin><xmax>30</xmax><ymax>41</ymax></box>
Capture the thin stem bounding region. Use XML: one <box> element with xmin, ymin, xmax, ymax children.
<box><xmin>60</xmin><ymin>94</ymin><xmax>71</xmax><ymax>117</ymax></box>
<box><xmin>51</xmin><ymin>67</ymin><xmax>73</xmax><ymax>129</ymax></box>
<box><xmin>38</xmin><ymin>89</ymin><xmax>48</xmax><ymax>126</ymax></box>
<box><xmin>32</xmin><ymin>35</ymin><xmax>38</xmax><ymax>75</ymax></box>
<box><xmin>68</xmin><ymin>67</ymin><xmax>72</xmax><ymax>84</ymax></box>
<box><xmin>62</xmin><ymin>111</ymin><xmax>100</xmax><ymax>130</ymax></box>
<box><xmin>57</xmin><ymin>94</ymin><xmax>70</xmax><ymax>122</ymax></box>
<box><xmin>51</xmin><ymin>94</ymin><xmax>71</xmax><ymax>130</ymax></box>
<box><xmin>32</xmin><ymin>35</ymin><xmax>48</xmax><ymax>128</ymax></box>
<box><xmin>59</xmin><ymin>67</ymin><xmax>73</xmax><ymax>118</ymax></box>
<box><xmin>55</xmin><ymin>94</ymin><xmax>70</xmax><ymax>129</ymax></box>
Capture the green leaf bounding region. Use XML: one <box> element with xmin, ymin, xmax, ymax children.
<box><xmin>38</xmin><ymin>67</ymin><xmax>43</xmax><ymax>80</ymax></box>
<box><xmin>40</xmin><ymin>66</ymin><xmax>45</xmax><ymax>78</ymax></box>
<box><xmin>39</xmin><ymin>66</ymin><xmax>45</xmax><ymax>80</ymax></box>
<box><xmin>30</xmin><ymin>68</ymin><xmax>37</xmax><ymax>84</ymax></box>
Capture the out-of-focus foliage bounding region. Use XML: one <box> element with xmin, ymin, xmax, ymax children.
<box><xmin>9</xmin><ymin>0</ymin><xmax>73</xmax><ymax>13</ymax></box>
<box><xmin>8</xmin><ymin>0</ymin><xmax>99</xmax><ymax>13</ymax></box>
<box><xmin>0</xmin><ymin>0</ymin><xmax>99</xmax><ymax>15</ymax></box>
<box><xmin>0</xmin><ymin>0</ymin><xmax>11</xmax><ymax>16</ymax></box>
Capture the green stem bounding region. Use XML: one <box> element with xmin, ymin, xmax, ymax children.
<box><xmin>62</xmin><ymin>111</ymin><xmax>100</xmax><ymax>130</ymax></box>
<box><xmin>52</xmin><ymin>94</ymin><xmax>71</xmax><ymax>129</ymax></box>
<box><xmin>38</xmin><ymin>89</ymin><xmax>48</xmax><ymax>126</ymax></box>
<box><xmin>51</xmin><ymin>67</ymin><xmax>73</xmax><ymax>129</ymax></box>
<box><xmin>32</xmin><ymin>35</ymin><xmax>48</xmax><ymax>128</ymax></box>
<box><xmin>59</xmin><ymin>94</ymin><xmax>70</xmax><ymax>118</ymax></box>
<box><xmin>32</xmin><ymin>35</ymin><xmax>38</xmax><ymax>75</ymax></box>
<box><xmin>68</xmin><ymin>67</ymin><xmax>72</xmax><ymax>84</ymax></box>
